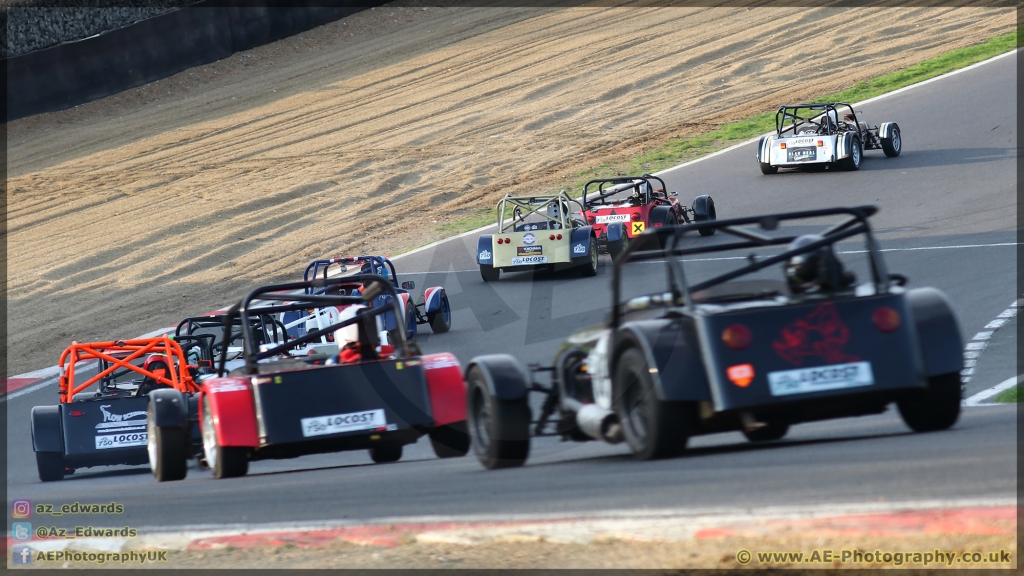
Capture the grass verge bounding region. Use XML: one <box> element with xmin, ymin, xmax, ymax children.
<box><xmin>428</xmin><ymin>29</ymin><xmax>1017</xmax><ymax>241</ymax></box>
<box><xmin>994</xmin><ymin>386</ymin><xmax>1019</xmax><ymax>403</ymax></box>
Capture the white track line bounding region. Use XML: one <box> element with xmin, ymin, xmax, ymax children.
<box><xmin>964</xmin><ymin>375</ymin><xmax>1022</xmax><ymax>406</ymax></box>
<box><xmin>960</xmin><ymin>298</ymin><xmax>1019</xmax><ymax>388</ymax></box>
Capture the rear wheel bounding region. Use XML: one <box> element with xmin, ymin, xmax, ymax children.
<box><xmin>759</xmin><ymin>162</ymin><xmax>778</xmax><ymax>175</ymax></box>
<box><xmin>897</xmin><ymin>372</ymin><xmax>961</xmax><ymax>432</ymax></box>
<box><xmin>35</xmin><ymin>451</ymin><xmax>65</xmax><ymax>482</ymax></box>
<box><xmin>614</xmin><ymin>347</ymin><xmax>689</xmax><ymax>460</ymax></box>
<box><xmin>430</xmin><ymin>421</ymin><xmax>470</xmax><ymax>458</ymax></box>
<box><xmin>480</xmin><ymin>264</ymin><xmax>500</xmax><ymax>282</ymax></box>
<box><xmin>579</xmin><ymin>237</ymin><xmax>599</xmax><ymax>277</ymax></box>
<box><xmin>369</xmin><ymin>443</ymin><xmax>403</xmax><ymax>463</ymax></box>
<box><xmin>203</xmin><ymin>398</ymin><xmax>248</xmax><ymax>479</ymax></box>
<box><xmin>839</xmin><ymin>137</ymin><xmax>862</xmax><ymax>171</ymax></box>
<box><xmin>881</xmin><ymin>124</ymin><xmax>902</xmax><ymax>157</ymax></box>
<box><xmin>427</xmin><ymin>292</ymin><xmax>452</xmax><ymax>334</ymax></box>
<box><xmin>742</xmin><ymin>422</ymin><xmax>789</xmax><ymax>443</ymax></box>
<box><xmin>467</xmin><ymin>366</ymin><xmax>530</xmax><ymax>469</ymax></box>
<box><xmin>147</xmin><ymin>403</ymin><xmax>187</xmax><ymax>482</ymax></box>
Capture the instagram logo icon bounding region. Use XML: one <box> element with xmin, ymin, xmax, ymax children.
<box><xmin>12</xmin><ymin>499</ymin><xmax>32</xmax><ymax>518</ymax></box>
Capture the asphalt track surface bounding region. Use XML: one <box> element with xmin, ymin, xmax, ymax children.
<box><xmin>6</xmin><ymin>52</ymin><xmax>1017</xmax><ymax>530</ymax></box>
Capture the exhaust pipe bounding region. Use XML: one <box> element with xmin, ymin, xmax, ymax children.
<box><xmin>576</xmin><ymin>403</ymin><xmax>623</xmax><ymax>444</ymax></box>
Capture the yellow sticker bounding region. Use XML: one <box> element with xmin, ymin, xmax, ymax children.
<box><xmin>630</xmin><ymin>221</ymin><xmax>646</xmax><ymax>237</ymax></box>
<box><xmin>273</xmin><ymin>376</ymin><xmax>283</xmax><ymax>384</ymax></box>
<box><xmin>396</xmin><ymin>362</ymin><xmax>404</xmax><ymax>370</ymax></box>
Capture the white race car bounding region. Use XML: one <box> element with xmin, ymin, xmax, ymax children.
<box><xmin>756</xmin><ymin>102</ymin><xmax>901</xmax><ymax>174</ymax></box>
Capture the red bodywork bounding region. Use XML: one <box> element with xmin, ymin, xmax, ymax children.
<box><xmin>200</xmin><ymin>378</ymin><xmax>259</xmax><ymax>448</ymax></box>
<box><xmin>422</xmin><ymin>353</ymin><xmax>466</xmax><ymax>426</ymax></box>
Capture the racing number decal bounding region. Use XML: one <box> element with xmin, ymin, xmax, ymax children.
<box><xmin>629</xmin><ymin>222</ymin><xmax>645</xmax><ymax>237</ymax></box>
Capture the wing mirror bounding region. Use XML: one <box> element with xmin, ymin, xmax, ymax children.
<box><xmin>402</xmin><ymin>281</ymin><xmax>415</xmax><ymax>290</ymax></box>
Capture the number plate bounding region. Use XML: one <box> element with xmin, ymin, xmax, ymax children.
<box><xmin>766</xmin><ymin>361</ymin><xmax>874</xmax><ymax>396</ymax></box>
<box><xmin>301</xmin><ymin>409</ymin><xmax>386</xmax><ymax>437</ymax></box>
<box><xmin>595</xmin><ymin>214</ymin><xmax>630</xmax><ymax>223</ymax></box>
<box><xmin>95</xmin><ymin>432</ymin><xmax>147</xmax><ymax>450</ymax></box>
<box><xmin>787</xmin><ymin>147</ymin><xmax>817</xmax><ymax>162</ymax></box>
<box><xmin>510</xmin><ymin>256</ymin><xmax>548</xmax><ymax>265</ymax></box>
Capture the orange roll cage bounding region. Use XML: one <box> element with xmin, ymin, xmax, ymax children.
<box><xmin>57</xmin><ymin>337</ymin><xmax>200</xmax><ymax>404</ymax></box>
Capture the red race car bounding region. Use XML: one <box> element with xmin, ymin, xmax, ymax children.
<box><xmin>583</xmin><ymin>175</ymin><xmax>717</xmax><ymax>259</ymax></box>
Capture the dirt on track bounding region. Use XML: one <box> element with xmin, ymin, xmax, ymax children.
<box><xmin>6</xmin><ymin>2</ymin><xmax>1014</xmax><ymax>376</ymax></box>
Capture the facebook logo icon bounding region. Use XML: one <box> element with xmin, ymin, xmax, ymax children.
<box><xmin>12</xmin><ymin>545</ymin><xmax>33</xmax><ymax>564</ymax></box>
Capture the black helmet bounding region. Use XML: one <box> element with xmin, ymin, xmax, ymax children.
<box><xmin>784</xmin><ymin>234</ymin><xmax>852</xmax><ymax>293</ymax></box>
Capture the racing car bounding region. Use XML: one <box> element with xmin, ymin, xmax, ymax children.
<box><xmin>582</xmin><ymin>175</ymin><xmax>717</xmax><ymax>259</ymax></box>
<box><xmin>30</xmin><ymin>338</ymin><xmax>201</xmax><ymax>481</ymax></box>
<box><xmin>281</xmin><ymin>256</ymin><xmax>451</xmax><ymax>344</ymax></box>
<box><xmin>756</xmin><ymin>102</ymin><xmax>901</xmax><ymax>174</ymax></box>
<box><xmin>465</xmin><ymin>205</ymin><xmax>962</xmax><ymax>468</ymax></box>
<box><xmin>477</xmin><ymin>190</ymin><xmax>599</xmax><ymax>281</ymax></box>
<box><xmin>146</xmin><ymin>274</ymin><xmax>469</xmax><ymax>480</ymax></box>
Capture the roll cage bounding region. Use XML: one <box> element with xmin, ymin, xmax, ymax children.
<box><xmin>303</xmin><ymin>256</ymin><xmax>412</xmax><ymax>295</ymax></box>
<box><xmin>776</xmin><ymin>102</ymin><xmax>859</xmax><ymax>138</ymax></box>
<box><xmin>496</xmin><ymin>191</ymin><xmax>585</xmax><ymax>234</ymax></box>
<box><xmin>58</xmin><ymin>338</ymin><xmax>201</xmax><ymax>403</ymax></box>
<box><xmin>582</xmin><ymin>175</ymin><xmax>671</xmax><ymax>208</ymax></box>
<box><xmin>610</xmin><ymin>205</ymin><xmax>891</xmax><ymax>328</ymax></box>
<box><xmin>216</xmin><ymin>275</ymin><xmax>410</xmax><ymax>376</ymax></box>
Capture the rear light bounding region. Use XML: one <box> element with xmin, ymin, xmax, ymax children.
<box><xmin>872</xmin><ymin>307</ymin><xmax>901</xmax><ymax>332</ymax></box>
<box><xmin>722</xmin><ymin>324</ymin><xmax>752</xmax><ymax>350</ymax></box>
<box><xmin>630</xmin><ymin>212</ymin><xmax>640</xmax><ymax>221</ymax></box>
<box><xmin>726</xmin><ymin>364</ymin><xmax>755</xmax><ymax>388</ymax></box>
<box><xmin>780</xmin><ymin>142</ymin><xmax>787</xmax><ymax>149</ymax></box>
<box><xmin>70</xmin><ymin>410</ymin><xmax>84</xmax><ymax>417</ymax></box>
<box><xmin>497</xmin><ymin>238</ymin><xmax>504</xmax><ymax>244</ymax></box>
<box><xmin>549</xmin><ymin>234</ymin><xmax>555</xmax><ymax>240</ymax></box>
<box><xmin>556</xmin><ymin>234</ymin><xmax>562</xmax><ymax>240</ymax></box>
<box><xmin>816</xmin><ymin>140</ymin><xmax>824</xmax><ymax>147</ymax></box>
<box><xmin>505</xmin><ymin>237</ymin><xmax>511</xmax><ymax>244</ymax></box>
<box><xmin>587</xmin><ymin>216</ymin><xmax>595</xmax><ymax>224</ymax></box>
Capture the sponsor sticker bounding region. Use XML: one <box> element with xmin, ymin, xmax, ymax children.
<box><xmin>573</xmin><ymin>243</ymin><xmax>587</xmax><ymax>254</ymax></box>
<box><xmin>792</xmin><ymin>137</ymin><xmax>815</xmax><ymax>145</ymax></box>
<box><xmin>208</xmin><ymin>380</ymin><xmax>249</xmax><ymax>392</ymax></box>
<box><xmin>787</xmin><ymin>147</ymin><xmax>817</xmax><ymax>162</ymax></box>
<box><xmin>511</xmin><ymin>256</ymin><xmax>548</xmax><ymax>265</ymax></box>
<box><xmin>767</xmin><ymin>361</ymin><xmax>874</xmax><ymax>396</ymax></box>
<box><xmin>595</xmin><ymin>214</ymin><xmax>630</xmax><ymax>223</ymax></box>
<box><xmin>301</xmin><ymin>409</ymin><xmax>386</xmax><ymax>437</ymax></box>
<box><xmin>630</xmin><ymin>221</ymin><xmax>646</xmax><ymax>236</ymax></box>
<box><xmin>518</xmin><ymin>246</ymin><xmax>543</xmax><ymax>255</ymax></box>
<box><xmin>95</xmin><ymin>432</ymin><xmax>147</xmax><ymax>450</ymax></box>
<box><xmin>523</xmin><ymin>233</ymin><xmax>536</xmax><ymax>245</ymax></box>
<box><xmin>479</xmin><ymin>249</ymin><xmax>491</xmax><ymax>261</ymax></box>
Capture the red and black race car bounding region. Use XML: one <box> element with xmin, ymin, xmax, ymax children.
<box><xmin>583</xmin><ymin>175</ymin><xmax>717</xmax><ymax>259</ymax></box>
<box><xmin>146</xmin><ymin>274</ymin><xmax>469</xmax><ymax>480</ymax></box>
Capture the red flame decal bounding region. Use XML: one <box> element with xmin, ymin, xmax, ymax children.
<box><xmin>772</xmin><ymin>302</ymin><xmax>859</xmax><ymax>366</ymax></box>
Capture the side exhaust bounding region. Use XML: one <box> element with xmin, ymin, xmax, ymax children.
<box><xmin>575</xmin><ymin>403</ymin><xmax>623</xmax><ymax>444</ymax></box>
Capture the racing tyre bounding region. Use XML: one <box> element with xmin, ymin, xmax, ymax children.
<box><xmin>839</xmin><ymin>137</ymin><xmax>862</xmax><ymax>171</ymax></box>
<box><xmin>147</xmin><ymin>403</ymin><xmax>188</xmax><ymax>482</ymax></box>
<box><xmin>742</xmin><ymin>422</ymin><xmax>789</xmax><ymax>443</ymax></box>
<box><xmin>427</xmin><ymin>292</ymin><xmax>452</xmax><ymax>334</ymax></box>
<box><xmin>897</xmin><ymin>372</ymin><xmax>961</xmax><ymax>432</ymax></box>
<box><xmin>608</xmin><ymin>236</ymin><xmax>628</xmax><ymax>262</ymax></box>
<box><xmin>480</xmin><ymin>264</ymin><xmax>500</xmax><ymax>282</ymax></box>
<box><xmin>369</xmin><ymin>443</ymin><xmax>403</xmax><ymax>463</ymax></box>
<box><xmin>579</xmin><ymin>237</ymin><xmax>599</xmax><ymax>277</ymax></box>
<box><xmin>694</xmin><ymin>196</ymin><xmax>717</xmax><ymax>237</ymax></box>
<box><xmin>881</xmin><ymin>124</ymin><xmax>902</xmax><ymax>157</ymax></box>
<box><xmin>467</xmin><ymin>366</ymin><xmax>530</xmax><ymax>469</ymax></box>
<box><xmin>759</xmin><ymin>162</ymin><xmax>778</xmax><ymax>175</ymax></box>
<box><xmin>35</xmin><ymin>451</ymin><xmax>65</xmax><ymax>482</ymax></box>
<box><xmin>203</xmin><ymin>398</ymin><xmax>248</xmax><ymax>479</ymax></box>
<box><xmin>613</xmin><ymin>347</ymin><xmax>690</xmax><ymax>460</ymax></box>
<box><xmin>430</xmin><ymin>421</ymin><xmax>470</xmax><ymax>458</ymax></box>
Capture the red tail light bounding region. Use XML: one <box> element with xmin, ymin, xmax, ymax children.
<box><xmin>722</xmin><ymin>324</ymin><xmax>752</xmax><ymax>350</ymax></box>
<box><xmin>872</xmin><ymin>307</ymin><xmax>900</xmax><ymax>332</ymax></box>
<box><xmin>497</xmin><ymin>238</ymin><xmax>504</xmax><ymax>244</ymax></box>
<box><xmin>556</xmin><ymin>234</ymin><xmax>562</xmax><ymax>240</ymax></box>
<box><xmin>630</xmin><ymin>212</ymin><xmax>640</xmax><ymax>221</ymax></box>
<box><xmin>505</xmin><ymin>238</ymin><xmax>511</xmax><ymax>243</ymax></box>
<box><xmin>70</xmin><ymin>410</ymin><xmax>84</xmax><ymax>417</ymax></box>
<box><xmin>549</xmin><ymin>234</ymin><xmax>555</xmax><ymax>240</ymax></box>
<box><xmin>587</xmin><ymin>216</ymin><xmax>596</xmax><ymax>224</ymax></box>
<box><xmin>816</xmin><ymin>140</ymin><xmax>824</xmax><ymax>147</ymax></box>
<box><xmin>780</xmin><ymin>142</ymin><xmax>787</xmax><ymax>149</ymax></box>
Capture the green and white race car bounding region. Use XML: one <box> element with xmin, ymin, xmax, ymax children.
<box><xmin>476</xmin><ymin>191</ymin><xmax>599</xmax><ymax>281</ymax></box>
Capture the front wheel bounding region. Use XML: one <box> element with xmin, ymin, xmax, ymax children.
<box><xmin>430</xmin><ymin>421</ymin><xmax>471</xmax><ymax>458</ymax></box>
<box><xmin>467</xmin><ymin>366</ymin><xmax>530</xmax><ymax>469</ymax></box>
<box><xmin>427</xmin><ymin>292</ymin><xmax>452</xmax><ymax>334</ymax></box>
<box><xmin>840</xmin><ymin>137</ymin><xmax>862</xmax><ymax>171</ymax></box>
<box><xmin>897</xmin><ymin>372</ymin><xmax>961</xmax><ymax>432</ymax></box>
<box><xmin>148</xmin><ymin>403</ymin><xmax>187</xmax><ymax>482</ymax></box>
<box><xmin>203</xmin><ymin>398</ymin><xmax>248</xmax><ymax>479</ymax></box>
<box><xmin>480</xmin><ymin>264</ymin><xmax>500</xmax><ymax>282</ymax></box>
<box><xmin>881</xmin><ymin>124</ymin><xmax>902</xmax><ymax>157</ymax></box>
<box><xmin>613</xmin><ymin>347</ymin><xmax>690</xmax><ymax>460</ymax></box>
<box><xmin>759</xmin><ymin>162</ymin><xmax>778</xmax><ymax>175</ymax></box>
<box><xmin>35</xmin><ymin>451</ymin><xmax>65</xmax><ymax>482</ymax></box>
<box><xmin>579</xmin><ymin>237</ymin><xmax>599</xmax><ymax>277</ymax></box>
<box><xmin>608</xmin><ymin>235</ymin><xmax>628</xmax><ymax>262</ymax></box>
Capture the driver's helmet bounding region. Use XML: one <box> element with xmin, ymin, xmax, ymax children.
<box><xmin>334</xmin><ymin>305</ymin><xmax>365</xmax><ymax>346</ymax></box>
<box><xmin>359</xmin><ymin>260</ymin><xmax>389</xmax><ymax>279</ymax></box>
<box><xmin>784</xmin><ymin>234</ymin><xmax>846</xmax><ymax>294</ymax></box>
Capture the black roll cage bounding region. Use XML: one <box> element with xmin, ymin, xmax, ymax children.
<box><xmin>302</xmin><ymin>256</ymin><xmax>400</xmax><ymax>295</ymax></box>
<box><xmin>582</xmin><ymin>174</ymin><xmax>670</xmax><ymax>208</ymax></box>
<box><xmin>776</xmin><ymin>102</ymin><xmax>859</xmax><ymax>138</ymax></box>
<box><xmin>216</xmin><ymin>275</ymin><xmax>408</xmax><ymax>376</ymax></box>
<box><xmin>610</xmin><ymin>205</ymin><xmax>888</xmax><ymax>328</ymax></box>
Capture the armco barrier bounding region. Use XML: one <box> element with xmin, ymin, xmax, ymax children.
<box><xmin>6</xmin><ymin>1</ymin><xmax>388</xmax><ymax>122</ymax></box>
